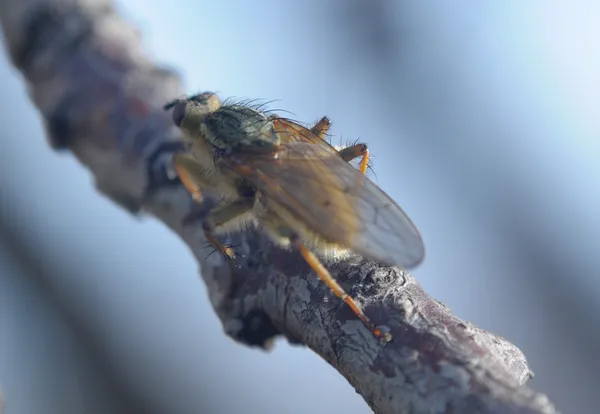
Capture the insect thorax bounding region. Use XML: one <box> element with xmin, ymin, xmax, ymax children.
<box><xmin>204</xmin><ymin>105</ymin><xmax>280</xmax><ymax>152</ymax></box>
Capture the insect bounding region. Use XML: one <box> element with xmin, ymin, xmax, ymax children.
<box><xmin>164</xmin><ymin>93</ymin><xmax>425</xmax><ymax>342</ymax></box>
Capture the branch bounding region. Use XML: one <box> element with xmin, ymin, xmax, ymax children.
<box><xmin>0</xmin><ymin>1</ymin><xmax>559</xmax><ymax>413</ymax></box>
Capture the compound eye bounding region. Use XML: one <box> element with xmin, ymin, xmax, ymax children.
<box><xmin>171</xmin><ymin>102</ymin><xmax>186</xmax><ymax>127</ymax></box>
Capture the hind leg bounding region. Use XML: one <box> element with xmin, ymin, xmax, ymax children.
<box><xmin>309</xmin><ymin>117</ymin><xmax>370</xmax><ymax>175</ymax></box>
<box><xmin>259</xmin><ymin>212</ymin><xmax>391</xmax><ymax>343</ymax></box>
<box><xmin>292</xmin><ymin>235</ymin><xmax>390</xmax><ymax>342</ymax></box>
<box><xmin>337</xmin><ymin>143</ymin><xmax>370</xmax><ymax>175</ymax></box>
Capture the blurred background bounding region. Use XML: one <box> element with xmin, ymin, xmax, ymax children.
<box><xmin>1</xmin><ymin>1</ymin><xmax>599</xmax><ymax>413</ymax></box>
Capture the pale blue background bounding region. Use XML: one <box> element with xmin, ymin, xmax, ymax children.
<box><xmin>1</xmin><ymin>1</ymin><xmax>599</xmax><ymax>413</ymax></box>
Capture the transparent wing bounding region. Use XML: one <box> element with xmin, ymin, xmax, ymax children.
<box><xmin>225</xmin><ymin>141</ymin><xmax>425</xmax><ymax>269</ymax></box>
<box><xmin>272</xmin><ymin>118</ymin><xmax>337</xmax><ymax>150</ymax></box>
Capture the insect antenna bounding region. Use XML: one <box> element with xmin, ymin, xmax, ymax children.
<box><xmin>163</xmin><ymin>98</ymin><xmax>182</xmax><ymax>110</ymax></box>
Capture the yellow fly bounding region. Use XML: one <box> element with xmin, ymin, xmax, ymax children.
<box><xmin>164</xmin><ymin>93</ymin><xmax>425</xmax><ymax>342</ymax></box>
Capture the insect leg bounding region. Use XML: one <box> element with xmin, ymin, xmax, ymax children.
<box><xmin>309</xmin><ymin>116</ymin><xmax>331</xmax><ymax>139</ymax></box>
<box><xmin>173</xmin><ymin>152</ymin><xmax>214</xmax><ymax>202</ymax></box>
<box><xmin>203</xmin><ymin>198</ymin><xmax>255</xmax><ymax>260</ymax></box>
<box><xmin>337</xmin><ymin>143</ymin><xmax>370</xmax><ymax>175</ymax></box>
<box><xmin>308</xmin><ymin>117</ymin><xmax>370</xmax><ymax>175</ymax></box>
<box><xmin>291</xmin><ymin>236</ymin><xmax>392</xmax><ymax>343</ymax></box>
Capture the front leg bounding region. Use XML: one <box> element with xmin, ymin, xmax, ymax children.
<box><xmin>173</xmin><ymin>152</ymin><xmax>214</xmax><ymax>202</ymax></box>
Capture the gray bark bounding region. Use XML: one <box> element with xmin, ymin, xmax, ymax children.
<box><xmin>0</xmin><ymin>0</ymin><xmax>559</xmax><ymax>413</ymax></box>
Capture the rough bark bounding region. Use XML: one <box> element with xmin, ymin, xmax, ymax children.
<box><xmin>0</xmin><ymin>1</ymin><xmax>559</xmax><ymax>413</ymax></box>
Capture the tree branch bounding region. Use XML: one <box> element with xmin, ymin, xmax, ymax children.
<box><xmin>0</xmin><ymin>1</ymin><xmax>559</xmax><ymax>413</ymax></box>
